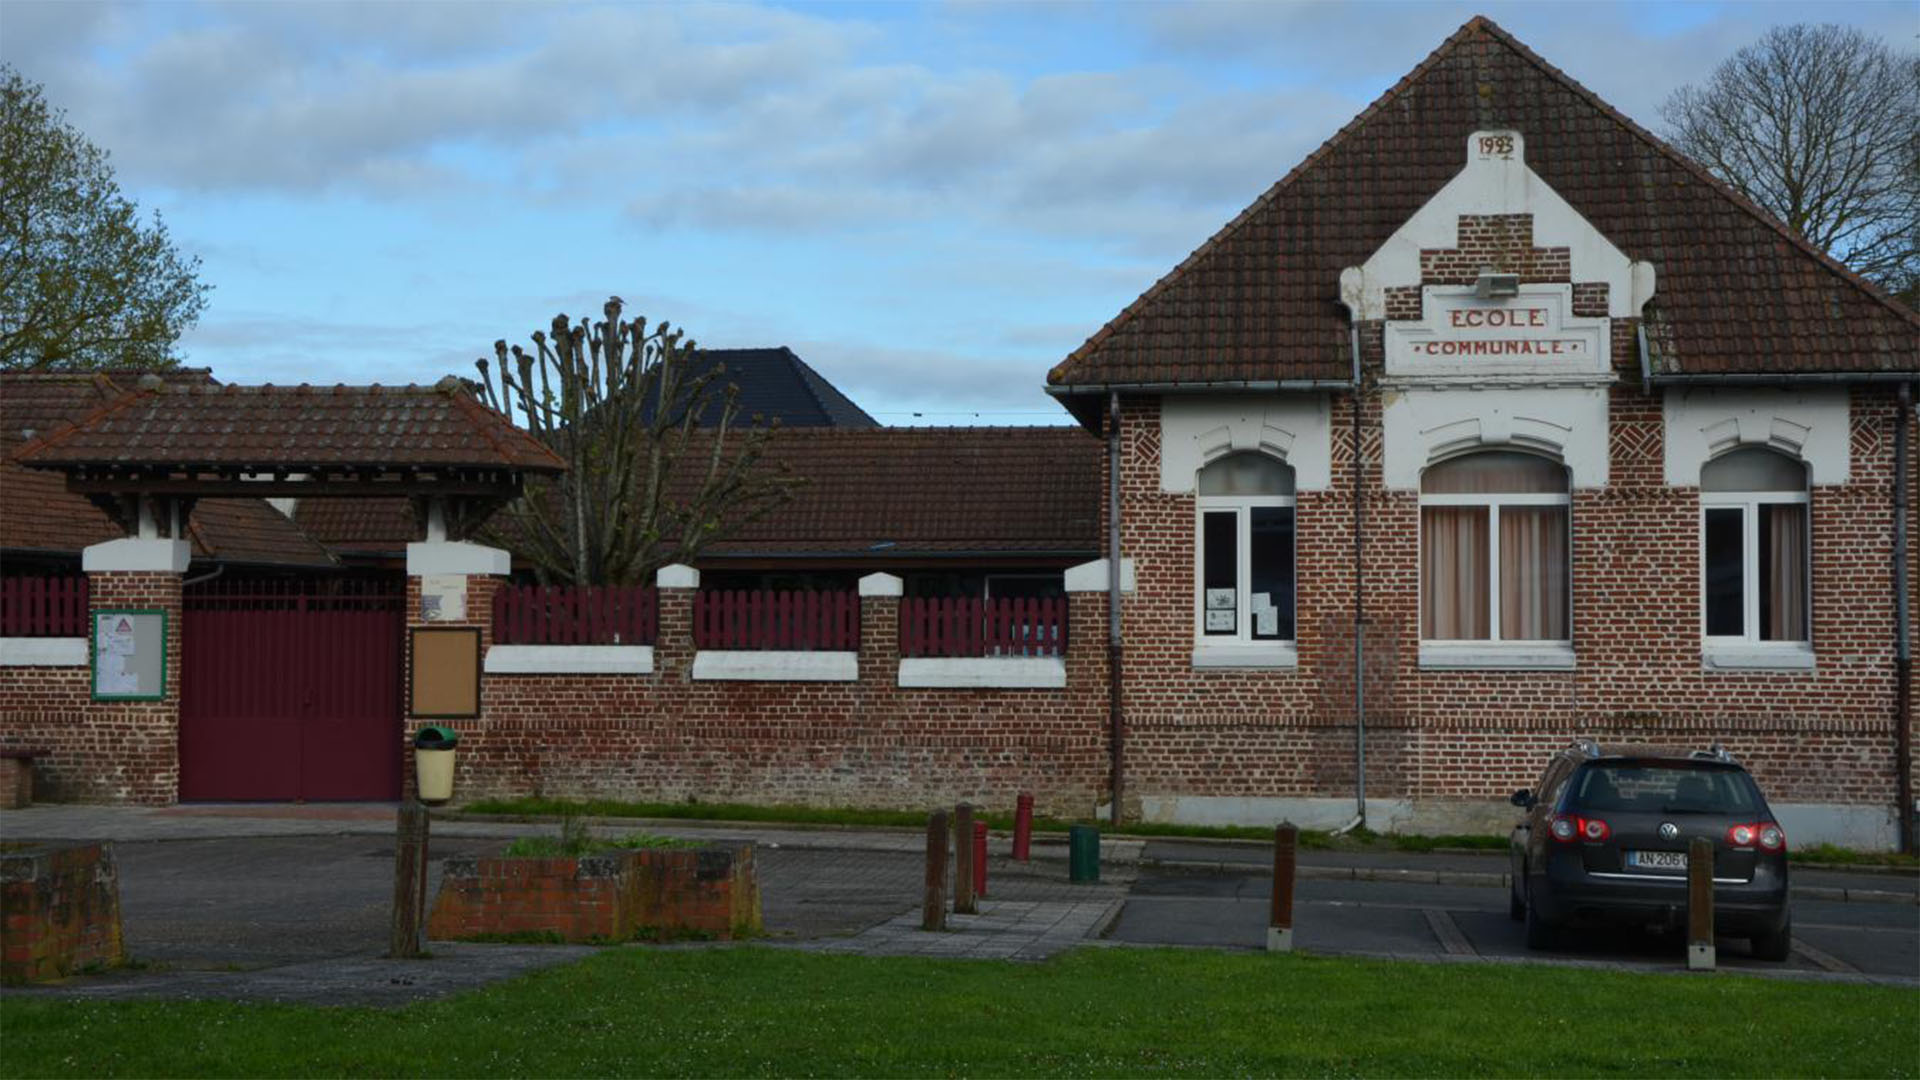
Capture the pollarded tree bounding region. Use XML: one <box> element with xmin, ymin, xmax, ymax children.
<box><xmin>473</xmin><ymin>297</ymin><xmax>799</xmax><ymax>585</ymax></box>
<box><xmin>0</xmin><ymin>65</ymin><xmax>210</xmax><ymax>370</ymax></box>
<box><xmin>1661</xmin><ymin>24</ymin><xmax>1919</xmax><ymax>300</ymax></box>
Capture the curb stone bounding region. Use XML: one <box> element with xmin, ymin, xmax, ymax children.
<box><xmin>1142</xmin><ymin>858</ymin><xmax>1920</xmax><ymax>905</ymax></box>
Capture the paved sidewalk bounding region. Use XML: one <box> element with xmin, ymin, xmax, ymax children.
<box><xmin>797</xmin><ymin>897</ymin><xmax>1124</xmax><ymax>960</ymax></box>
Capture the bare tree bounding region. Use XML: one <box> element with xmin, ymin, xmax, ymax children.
<box><xmin>473</xmin><ymin>297</ymin><xmax>798</xmax><ymax>585</ymax></box>
<box><xmin>1661</xmin><ymin>23</ymin><xmax>1918</xmax><ymax>299</ymax></box>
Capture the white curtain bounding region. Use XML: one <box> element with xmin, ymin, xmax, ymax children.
<box><xmin>1500</xmin><ymin>507</ymin><xmax>1569</xmax><ymax>640</ymax></box>
<box><xmin>1422</xmin><ymin>507</ymin><xmax>1489</xmax><ymax>639</ymax></box>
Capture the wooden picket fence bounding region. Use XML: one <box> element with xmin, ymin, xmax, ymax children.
<box><xmin>492</xmin><ymin>584</ymin><xmax>658</xmax><ymax>645</ymax></box>
<box><xmin>0</xmin><ymin>576</ymin><xmax>89</xmax><ymax>637</ymax></box>
<box><xmin>900</xmin><ymin>596</ymin><xmax>1067</xmax><ymax>658</ymax></box>
<box><xmin>693</xmin><ymin>590</ymin><xmax>859</xmax><ymax>651</ymax></box>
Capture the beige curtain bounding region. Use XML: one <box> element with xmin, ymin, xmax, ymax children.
<box><xmin>1422</xmin><ymin>507</ymin><xmax>1489</xmax><ymax>638</ymax></box>
<box><xmin>1765</xmin><ymin>504</ymin><xmax>1808</xmax><ymax>641</ymax></box>
<box><xmin>1500</xmin><ymin>507</ymin><xmax>1569</xmax><ymax>640</ymax></box>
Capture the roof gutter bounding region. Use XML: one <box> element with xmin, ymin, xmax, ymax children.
<box><xmin>1644</xmin><ymin>372</ymin><xmax>1920</xmax><ymax>386</ymax></box>
<box><xmin>1047</xmin><ymin>379</ymin><xmax>1356</xmax><ymax>397</ymax></box>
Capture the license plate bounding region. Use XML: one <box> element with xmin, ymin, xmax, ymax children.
<box><xmin>1627</xmin><ymin>850</ymin><xmax>1687</xmax><ymax>871</ymax></box>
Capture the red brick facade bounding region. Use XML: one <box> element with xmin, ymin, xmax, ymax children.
<box><xmin>0</xmin><ymin>571</ymin><xmax>179</xmax><ymax>805</ymax></box>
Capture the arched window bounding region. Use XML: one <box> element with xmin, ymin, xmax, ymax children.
<box><xmin>1196</xmin><ymin>452</ymin><xmax>1295</xmax><ymax>643</ymax></box>
<box><xmin>1701</xmin><ymin>447</ymin><xmax>1809</xmax><ymax>644</ymax></box>
<box><xmin>1420</xmin><ymin>450</ymin><xmax>1570</xmax><ymax>642</ymax></box>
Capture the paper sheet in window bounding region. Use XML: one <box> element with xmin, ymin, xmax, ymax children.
<box><xmin>1205</xmin><ymin>588</ymin><xmax>1236</xmax><ymax>610</ymax></box>
<box><xmin>1205</xmin><ymin>609</ymin><xmax>1235</xmax><ymax>632</ymax></box>
<box><xmin>1253</xmin><ymin>594</ymin><xmax>1278</xmax><ymax>637</ymax></box>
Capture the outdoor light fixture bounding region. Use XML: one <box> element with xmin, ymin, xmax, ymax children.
<box><xmin>1474</xmin><ymin>270</ymin><xmax>1521</xmax><ymax>299</ymax></box>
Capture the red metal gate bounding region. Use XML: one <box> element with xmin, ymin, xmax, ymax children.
<box><xmin>180</xmin><ymin>578</ymin><xmax>404</xmax><ymax>801</ymax></box>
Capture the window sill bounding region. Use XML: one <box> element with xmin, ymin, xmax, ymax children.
<box><xmin>898</xmin><ymin>657</ymin><xmax>1066</xmax><ymax>689</ymax></box>
<box><xmin>1418</xmin><ymin>642</ymin><xmax>1574</xmax><ymax>670</ymax></box>
<box><xmin>691</xmin><ymin>650</ymin><xmax>858</xmax><ymax>682</ymax></box>
<box><xmin>1702</xmin><ymin>645</ymin><xmax>1815</xmax><ymax>671</ymax></box>
<box><xmin>1192</xmin><ymin>642</ymin><xmax>1298</xmax><ymax>670</ymax></box>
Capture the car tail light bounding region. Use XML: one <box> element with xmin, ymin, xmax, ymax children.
<box><xmin>1550</xmin><ymin>815</ymin><xmax>1609</xmax><ymax>843</ymax></box>
<box><xmin>1726</xmin><ymin>822</ymin><xmax>1786</xmax><ymax>850</ymax></box>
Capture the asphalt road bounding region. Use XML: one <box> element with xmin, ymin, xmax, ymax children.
<box><xmin>1109</xmin><ymin>863</ymin><xmax>1920</xmax><ymax>980</ymax></box>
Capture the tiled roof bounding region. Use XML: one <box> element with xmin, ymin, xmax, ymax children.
<box><xmin>0</xmin><ymin>371</ymin><xmax>334</xmax><ymax>566</ymax></box>
<box><xmin>703</xmin><ymin>426</ymin><xmax>1100</xmax><ymax>556</ymax></box>
<box><xmin>295</xmin><ymin>498</ymin><xmax>419</xmax><ymax>554</ymax></box>
<box><xmin>300</xmin><ymin>427</ymin><xmax>1101</xmax><ymax>559</ymax></box>
<box><xmin>12</xmin><ymin>381</ymin><xmax>565</xmax><ymax>471</ymax></box>
<box><xmin>652</xmin><ymin>348</ymin><xmax>878</xmax><ymax>428</ymax></box>
<box><xmin>1049</xmin><ymin>16</ymin><xmax>1918</xmax><ymax>390</ymax></box>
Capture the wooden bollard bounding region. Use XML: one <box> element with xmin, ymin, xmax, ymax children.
<box><xmin>388</xmin><ymin>801</ymin><xmax>430</xmax><ymax>958</ymax></box>
<box><xmin>923</xmin><ymin>810</ymin><xmax>949</xmax><ymax>931</ymax></box>
<box><xmin>1687</xmin><ymin>835</ymin><xmax>1715</xmax><ymax>970</ymax></box>
<box><xmin>1269</xmin><ymin>821</ymin><xmax>1297</xmax><ymax>953</ymax></box>
<box><xmin>954</xmin><ymin>803</ymin><xmax>977</xmax><ymax>914</ymax></box>
<box><xmin>1012</xmin><ymin>793</ymin><xmax>1034</xmax><ymax>861</ymax></box>
<box><xmin>973</xmin><ymin>820</ymin><xmax>989</xmax><ymax>898</ymax></box>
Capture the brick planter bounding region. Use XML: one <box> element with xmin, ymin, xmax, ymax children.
<box><xmin>427</xmin><ymin>844</ymin><xmax>760</xmax><ymax>944</ymax></box>
<box><xmin>1</xmin><ymin>841</ymin><xmax>125</xmax><ymax>985</ymax></box>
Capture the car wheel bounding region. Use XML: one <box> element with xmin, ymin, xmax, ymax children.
<box><xmin>1523</xmin><ymin>880</ymin><xmax>1556</xmax><ymax>950</ymax></box>
<box><xmin>1508</xmin><ymin>873</ymin><xmax>1525</xmax><ymax>922</ymax></box>
<box><xmin>1750</xmin><ymin>919</ymin><xmax>1792</xmax><ymax>962</ymax></box>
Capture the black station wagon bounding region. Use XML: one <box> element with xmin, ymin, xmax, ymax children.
<box><xmin>1508</xmin><ymin>741</ymin><xmax>1791</xmax><ymax>960</ymax></box>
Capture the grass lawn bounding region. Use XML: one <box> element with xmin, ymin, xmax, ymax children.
<box><xmin>3</xmin><ymin>947</ymin><xmax>1913</xmax><ymax>1078</ymax></box>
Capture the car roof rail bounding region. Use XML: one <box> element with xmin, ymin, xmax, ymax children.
<box><xmin>1689</xmin><ymin>743</ymin><xmax>1738</xmax><ymax>764</ymax></box>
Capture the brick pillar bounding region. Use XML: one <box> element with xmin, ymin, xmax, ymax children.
<box><xmin>82</xmin><ymin>538</ymin><xmax>190</xmax><ymax>804</ymax></box>
<box><xmin>857</xmin><ymin>573</ymin><xmax>902</xmax><ymax>688</ymax></box>
<box><xmin>655</xmin><ymin>564</ymin><xmax>699</xmax><ymax>683</ymax></box>
<box><xmin>404</xmin><ymin>540</ymin><xmax>510</xmax><ymax>800</ymax></box>
<box><xmin>1065</xmin><ymin>557</ymin><xmax>1133</xmax><ymax>819</ymax></box>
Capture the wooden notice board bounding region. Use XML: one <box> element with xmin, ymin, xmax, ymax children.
<box><xmin>410</xmin><ymin>627</ymin><xmax>480</xmax><ymax>719</ymax></box>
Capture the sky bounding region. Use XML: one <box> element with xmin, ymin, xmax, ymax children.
<box><xmin>2</xmin><ymin>1</ymin><xmax>1911</xmax><ymax>426</ymax></box>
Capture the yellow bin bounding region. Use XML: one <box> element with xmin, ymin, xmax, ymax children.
<box><xmin>413</xmin><ymin>726</ymin><xmax>459</xmax><ymax>803</ymax></box>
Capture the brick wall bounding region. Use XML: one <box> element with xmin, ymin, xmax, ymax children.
<box><xmin>0</xmin><ymin>570</ymin><xmax>180</xmax><ymax>804</ymax></box>
<box><xmin>427</xmin><ymin>844</ymin><xmax>761</xmax><ymax>943</ymax></box>
<box><xmin>0</xmin><ymin>841</ymin><xmax>125</xmax><ymax>984</ymax></box>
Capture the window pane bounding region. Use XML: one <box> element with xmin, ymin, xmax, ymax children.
<box><xmin>1760</xmin><ymin>503</ymin><xmax>1808</xmax><ymax>641</ymax></box>
<box><xmin>1202</xmin><ymin>511</ymin><xmax>1237</xmax><ymax>636</ymax></box>
<box><xmin>1422</xmin><ymin>451</ymin><xmax>1566</xmax><ymax>495</ymax></box>
<box><xmin>1500</xmin><ymin>506</ymin><xmax>1569</xmax><ymax>640</ymax></box>
<box><xmin>1198</xmin><ymin>452</ymin><xmax>1295</xmax><ymax>496</ymax></box>
<box><xmin>1421</xmin><ymin>506</ymin><xmax>1490</xmax><ymax>639</ymax></box>
<box><xmin>1701</xmin><ymin>447</ymin><xmax>1807</xmax><ymax>492</ymax></box>
<box><xmin>1704</xmin><ymin>507</ymin><xmax>1743</xmax><ymax>636</ymax></box>
<box><xmin>1249</xmin><ymin>507</ymin><xmax>1295</xmax><ymax>641</ymax></box>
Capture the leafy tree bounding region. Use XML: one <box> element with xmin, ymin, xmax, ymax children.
<box><xmin>473</xmin><ymin>297</ymin><xmax>799</xmax><ymax>585</ymax></box>
<box><xmin>1661</xmin><ymin>24</ymin><xmax>1919</xmax><ymax>302</ymax></box>
<box><xmin>0</xmin><ymin>65</ymin><xmax>209</xmax><ymax>370</ymax></box>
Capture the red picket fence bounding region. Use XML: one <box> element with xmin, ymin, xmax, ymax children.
<box><xmin>0</xmin><ymin>576</ymin><xmax>89</xmax><ymax>637</ymax></box>
<box><xmin>694</xmin><ymin>590</ymin><xmax>859</xmax><ymax>651</ymax></box>
<box><xmin>900</xmin><ymin>596</ymin><xmax>1067</xmax><ymax>658</ymax></box>
<box><xmin>492</xmin><ymin>584</ymin><xmax>658</xmax><ymax>645</ymax></box>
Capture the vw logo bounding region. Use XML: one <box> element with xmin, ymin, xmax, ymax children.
<box><xmin>1659</xmin><ymin>822</ymin><xmax>1679</xmax><ymax>839</ymax></box>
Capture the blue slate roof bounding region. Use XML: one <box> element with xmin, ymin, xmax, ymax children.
<box><xmin>655</xmin><ymin>347</ymin><xmax>877</xmax><ymax>428</ymax></box>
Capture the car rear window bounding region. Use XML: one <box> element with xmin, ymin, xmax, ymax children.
<box><xmin>1567</xmin><ymin>763</ymin><xmax>1759</xmax><ymax>815</ymax></box>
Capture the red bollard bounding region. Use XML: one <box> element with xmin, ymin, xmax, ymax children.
<box><xmin>1013</xmin><ymin>793</ymin><xmax>1034</xmax><ymax>862</ymax></box>
<box><xmin>973</xmin><ymin>820</ymin><xmax>989</xmax><ymax>898</ymax></box>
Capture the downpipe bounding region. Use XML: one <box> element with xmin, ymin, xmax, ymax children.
<box><xmin>1349</xmin><ymin>323</ymin><xmax>1367</xmax><ymax>829</ymax></box>
<box><xmin>1108</xmin><ymin>390</ymin><xmax>1125</xmax><ymax>829</ymax></box>
<box><xmin>1896</xmin><ymin>382</ymin><xmax>1913</xmax><ymax>853</ymax></box>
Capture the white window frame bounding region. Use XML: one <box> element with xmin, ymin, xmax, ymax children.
<box><xmin>1416</xmin><ymin>456</ymin><xmax>1573</xmax><ymax>669</ymax></box>
<box><xmin>1193</xmin><ymin>482</ymin><xmax>1297</xmax><ymax>668</ymax></box>
<box><xmin>1699</xmin><ymin>487</ymin><xmax>1813</xmax><ymax>668</ymax></box>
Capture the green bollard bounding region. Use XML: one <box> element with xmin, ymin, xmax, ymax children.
<box><xmin>1069</xmin><ymin>825</ymin><xmax>1100</xmax><ymax>883</ymax></box>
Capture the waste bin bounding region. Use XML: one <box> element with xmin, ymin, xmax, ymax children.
<box><xmin>1068</xmin><ymin>824</ymin><xmax>1100</xmax><ymax>883</ymax></box>
<box><xmin>413</xmin><ymin>725</ymin><xmax>459</xmax><ymax>804</ymax></box>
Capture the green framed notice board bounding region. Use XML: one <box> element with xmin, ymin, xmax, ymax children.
<box><xmin>92</xmin><ymin>608</ymin><xmax>168</xmax><ymax>701</ymax></box>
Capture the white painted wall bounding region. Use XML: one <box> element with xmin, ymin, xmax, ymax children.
<box><xmin>484</xmin><ymin>645</ymin><xmax>653</xmax><ymax>675</ymax></box>
<box><xmin>1662</xmin><ymin>386</ymin><xmax>1850</xmax><ymax>486</ymax></box>
<box><xmin>1340</xmin><ymin>130</ymin><xmax>1654</xmax><ymax>322</ymax></box>
<box><xmin>691</xmin><ymin>650</ymin><xmax>857</xmax><ymax>682</ymax></box>
<box><xmin>1381</xmin><ymin>384</ymin><xmax>1609</xmax><ymax>489</ymax></box>
<box><xmin>0</xmin><ymin>638</ymin><xmax>87</xmax><ymax>666</ymax></box>
<box><xmin>1159</xmin><ymin>395</ymin><xmax>1333</xmax><ymax>493</ymax></box>
<box><xmin>897</xmin><ymin>657</ymin><xmax>1066</xmax><ymax>689</ymax></box>
<box><xmin>406</xmin><ymin>541</ymin><xmax>510</xmax><ymax>577</ymax></box>
<box><xmin>82</xmin><ymin>538</ymin><xmax>191</xmax><ymax>573</ymax></box>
